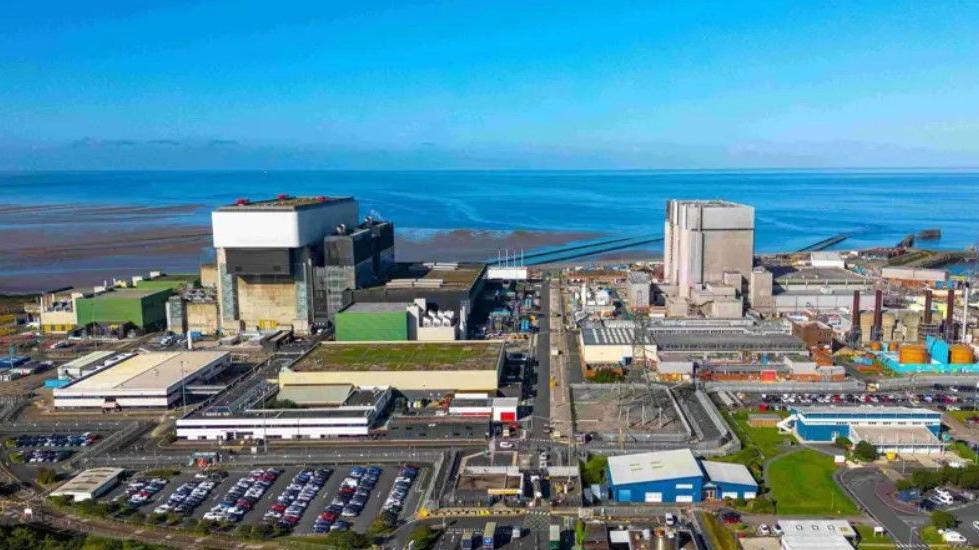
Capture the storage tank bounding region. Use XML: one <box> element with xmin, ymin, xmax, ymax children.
<box><xmin>653</xmin><ymin>528</ymin><xmax>678</xmax><ymax>550</ymax></box>
<box><xmin>950</xmin><ymin>344</ymin><xmax>975</xmax><ymax>364</ymax></box>
<box><xmin>899</xmin><ymin>344</ymin><xmax>929</xmax><ymax>364</ymax></box>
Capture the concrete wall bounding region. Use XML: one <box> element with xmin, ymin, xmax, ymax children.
<box><xmin>200</xmin><ymin>264</ymin><xmax>218</xmax><ymax>288</ymax></box>
<box><xmin>186</xmin><ymin>302</ymin><xmax>220</xmax><ymax>335</ymax></box>
<box><xmin>236</xmin><ymin>275</ymin><xmax>297</xmax><ymax>329</ymax></box>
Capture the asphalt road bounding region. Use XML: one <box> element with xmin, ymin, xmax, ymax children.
<box><xmin>531</xmin><ymin>276</ymin><xmax>551</xmax><ymax>443</ymax></box>
<box><xmin>840</xmin><ymin>468</ymin><xmax>928</xmax><ymax>549</ymax></box>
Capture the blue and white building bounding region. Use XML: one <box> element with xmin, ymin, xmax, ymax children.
<box><xmin>606</xmin><ymin>449</ymin><xmax>758</xmax><ymax>503</ymax></box>
<box><xmin>779</xmin><ymin>406</ymin><xmax>945</xmax><ymax>454</ymax></box>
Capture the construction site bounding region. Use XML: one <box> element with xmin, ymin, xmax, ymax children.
<box><xmin>570</xmin><ymin>383</ymin><xmax>691</xmax><ymax>444</ymax></box>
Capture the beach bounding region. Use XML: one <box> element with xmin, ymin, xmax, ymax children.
<box><xmin>2</xmin><ymin>170</ymin><xmax>978</xmax><ymax>292</ymax></box>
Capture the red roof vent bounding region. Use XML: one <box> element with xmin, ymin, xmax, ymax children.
<box><xmin>234</xmin><ymin>198</ymin><xmax>251</xmax><ymax>206</ymax></box>
<box><xmin>276</xmin><ymin>193</ymin><xmax>290</xmax><ymax>200</ymax></box>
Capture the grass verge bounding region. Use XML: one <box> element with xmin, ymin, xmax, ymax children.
<box><xmin>768</xmin><ymin>449</ymin><xmax>858</xmax><ymax>516</ymax></box>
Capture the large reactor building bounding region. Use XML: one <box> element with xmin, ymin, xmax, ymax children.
<box><xmin>211</xmin><ymin>195</ymin><xmax>394</xmax><ymax>333</ymax></box>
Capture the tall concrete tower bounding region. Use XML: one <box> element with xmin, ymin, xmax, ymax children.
<box><xmin>663</xmin><ymin>199</ymin><xmax>755</xmax><ymax>299</ymax></box>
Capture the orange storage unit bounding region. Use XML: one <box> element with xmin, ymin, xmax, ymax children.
<box><xmin>950</xmin><ymin>344</ymin><xmax>975</xmax><ymax>364</ymax></box>
<box><xmin>899</xmin><ymin>343</ymin><xmax>929</xmax><ymax>364</ymax></box>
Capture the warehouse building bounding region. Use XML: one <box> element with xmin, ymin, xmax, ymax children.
<box><xmin>780</xmin><ymin>406</ymin><xmax>942</xmax><ymax>448</ymax></box>
<box><xmin>335</xmin><ymin>302</ymin><xmax>409</xmax><ymax>341</ymax></box>
<box><xmin>278</xmin><ymin>340</ymin><xmax>505</xmax><ymax>392</ymax></box>
<box><xmin>75</xmin><ymin>287</ymin><xmax>172</xmax><ymax>332</ymax></box>
<box><xmin>51</xmin><ymin>467</ymin><xmax>125</xmax><ymax>502</ymax></box>
<box><xmin>579</xmin><ymin>318</ymin><xmax>806</xmax><ymax>366</ymax></box>
<box><xmin>769</xmin><ymin>265</ymin><xmax>874</xmax><ymax>314</ymax></box>
<box><xmin>777</xmin><ymin>520</ymin><xmax>856</xmax><ymax>550</ymax></box>
<box><xmin>606</xmin><ymin>449</ymin><xmax>757</xmax><ymax>503</ymax></box>
<box><xmin>53</xmin><ymin>351</ymin><xmax>231</xmax><ymax>409</ymax></box>
<box><xmin>175</xmin><ymin>387</ymin><xmax>391</xmax><ymax>441</ymax></box>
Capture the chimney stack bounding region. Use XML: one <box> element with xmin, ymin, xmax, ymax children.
<box><xmin>924</xmin><ymin>289</ymin><xmax>933</xmax><ymax>325</ymax></box>
<box><xmin>872</xmin><ymin>289</ymin><xmax>883</xmax><ymax>342</ymax></box>
<box><xmin>946</xmin><ymin>287</ymin><xmax>956</xmax><ymax>340</ymax></box>
<box><xmin>850</xmin><ymin>290</ymin><xmax>862</xmax><ymax>346</ymax></box>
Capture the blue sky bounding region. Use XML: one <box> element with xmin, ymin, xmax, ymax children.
<box><xmin>3</xmin><ymin>1</ymin><xmax>979</xmax><ymax>169</ymax></box>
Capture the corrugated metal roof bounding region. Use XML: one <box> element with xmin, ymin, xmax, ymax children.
<box><xmin>701</xmin><ymin>460</ymin><xmax>757</xmax><ymax>487</ymax></box>
<box><xmin>277</xmin><ymin>384</ymin><xmax>353</xmax><ymax>406</ymax></box>
<box><xmin>63</xmin><ymin>351</ymin><xmax>227</xmax><ymax>391</ymax></box>
<box><xmin>607</xmin><ymin>449</ymin><xmax>701</xmax><ymax>486</ymax></box>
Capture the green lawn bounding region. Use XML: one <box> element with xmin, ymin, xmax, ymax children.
<box><xmin>854</xmin><ymin>525</ymin><xmax>897</xmax><ymax>549</ymax></box>
<box><xmin>952</xmin><ymin>441</ymin><xmax>979</xmax><ymax>463</ymax></box>
<box><xmin>768</xmin><ymin>449</ymin><xmax>858</xmax><ymax>516</ymax></box>
<box><xmin>948</xmin><ymin>410</ymin><xmax>979</xmax><ymax>424</ymax></box>
<box><xmin>723</xmin><ymin>410</ymin><xmax>793</xmax><ymax>459</ymax></box>
<box><xmin>715</xmin><ymin>410</ymin><xmax>795</xmax><ymax>478</ymax></box>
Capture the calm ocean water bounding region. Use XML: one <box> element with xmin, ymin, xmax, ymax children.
<box><xmin>2</xmin><ymin>169</ymin><xmax>978</xmax><ymax>252</ymax></box>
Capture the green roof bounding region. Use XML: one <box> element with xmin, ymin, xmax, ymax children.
<box><xmin>291</xmin><ymin>341</ymin><xmax>502</xmax><ymax>372</ymax></box>
<box><xmin>84</xmin><ymin>288</ymin><xmax>170</xmax><ymax>300</ymax></box>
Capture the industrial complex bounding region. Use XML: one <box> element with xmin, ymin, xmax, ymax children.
<box><xmin>3</xmin><ymin>193</ymin><xmax>978</xmax><ymax>550</ymax></box>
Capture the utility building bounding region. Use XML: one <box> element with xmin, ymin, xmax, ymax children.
<box><xmin>780</xmin><ymin>406</ymin><xmax>943</xmax><ymax>453</ymax></box>
<box><xmin>606</xmin><ymin>449</ymin><xmax>757</xmax><ymax>503</ymax></box>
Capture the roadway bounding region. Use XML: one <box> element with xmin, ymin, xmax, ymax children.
<box><xmin>839</xmin><ymin>468</ymin><xmax>928</xmax><ymax>549</ymax></box>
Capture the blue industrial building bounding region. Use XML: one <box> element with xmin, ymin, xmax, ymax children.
<box><xmin>606</xmin><ymin>449</ymin><xmax>758</xmax><ymax>503</ymax></box>
<box><xmin>782</xmin><ymin>406</ymin><xmax>942</xmax><ymax>443</ymax></box>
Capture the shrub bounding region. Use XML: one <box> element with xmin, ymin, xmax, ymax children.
<box><xmin>852</xmin><ymin>441</ymin><xmax>879</xmax><ymax>462</ymax></box>
<box><xmin>834</xmin><ymin>436</ymin><xmax>852</xmax><ymax>449</ymax></box>
<box><xmin>931</xmin><ymin>510</ymin><xmax>957</xmax><ymax>529</ymax></box>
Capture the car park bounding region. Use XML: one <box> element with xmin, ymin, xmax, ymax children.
<box><xmin>381</xmin><ymin>464</ymin><xmax>417</xmax><ymax>521</ymax></box>
<box><xmin>204</xmin><ymin>467</ymin><xmax>281</xmax><ymax>523</ymax></box>
<box><xmin>17</xmin><ymin>449</ymin><xmax>73</xmax><ymax>463</ymax></box>
<box><xmin>263</xmin><ymin>468</ymin><xmax>330</xmax><ymax>529</ymax></box>
<box><xmin>117</xmin><ymin>477</ymin><xmax>168</xmax><ymax>507</ymax></box>
<box><xmin>13</xmin><ymin>433</ymin><xmax>98</xmax><ymax>448</ymax></box>
<box><xmin>154</xmin><ymin>480</ymin><xmax>216</xmax><ymax>516</ymax></box>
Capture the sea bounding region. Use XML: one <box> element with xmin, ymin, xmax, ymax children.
<box><xmin>2</xmin><ymin>169</ymin><xmax>978</xmax><ymax>252</ymax></box>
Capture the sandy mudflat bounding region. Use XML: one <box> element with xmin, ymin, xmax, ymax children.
<box><xmin>0</xmin><ymin>203</ymin><xmax>602</xmax><ymax>292</ymax></box>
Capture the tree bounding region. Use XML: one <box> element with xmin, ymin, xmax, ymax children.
<box><xmin>368</xmin><ymin>517</ymin><xmax>396</xmax><ymax>537</ymax></box>
<box><xmin>408</xmin><ymin>525</ymin><xmax>440</xmax><ymax>550</ymax></box>
<box><xmin>894</xmin><ymin>478</ymin><xmax>914</xmax><ymax>491</ymax></box>
<box><xmin>834</xmin><ymin>436</ymin><xmax>852</xmax><ymax>449</ymax></box>
<box><xmin>852</xmin><ymin>441</ymin><xmax>879</xmax><ymax>462</ymax></box>
<box><xmin>580</xmin><ymin>454</ymin><xmax>608</xmax><ymax>485</ymax></box>
<box><xmin>35</xmin><ymin>467</ymin><xmax>58</xmax><ymax>485</ymax></box>
<box><xmin>317</xmin><ymin>531</ymin><xmax>370</xmax><ymax>549</ymax></box>
<box><xmin>591</xmin><ymin>369</ymin><xmax>624</xmax><ymax>383</ymax></box>
<box><xmin>931</xmin><ymin>510</ymin><xmax>957</xmax><ymax>530</ymax></box>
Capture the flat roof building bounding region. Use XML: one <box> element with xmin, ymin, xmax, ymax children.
<box><xmin>782</xmin><ymin>406</ymin><xmax>942</xmax><ymax>447</ymax></box>
<box><xmin>51</xmin><ymin>467</ymin><xmax>125</xmax><ymax>502</ymax></box>
<box><xmin>75</xmin><ymin>287</ymin><xmax>172</xmax><ymax>331</ymax></box>
<box><xmin>176</xmin><ymin>387</ymin><xmax>392</xmax><ymax>441</ymax></box>
<box><xmin>54</xmin><ymin>351</ymin><xmax>231</xmax><ymax>409</ymax></box>
<box><xmin>278</xmin><ymin>340</ymin><xmax>505</xmax><ymax>391</ymax></box>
